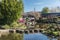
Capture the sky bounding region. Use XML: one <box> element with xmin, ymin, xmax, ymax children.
<box><xmin>23</xmin><ymin>0</ymin><xmax>60</xmax><ymax>12</ymax></box>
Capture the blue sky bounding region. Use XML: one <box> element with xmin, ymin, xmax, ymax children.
<box><xmin>23</xmin><ymin>0</ymin><xmax>60</xmax><ymax>12</ymax></box>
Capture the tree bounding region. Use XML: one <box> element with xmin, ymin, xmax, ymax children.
<box><xmin>0</xmin><ymin>0</ymin><xmax>24</xmax><ymax>25</ymax></box>
<box><xmin>42</xmin><ymin>7</ymin><xmax>49</xmax><ymax>13</ymax></box>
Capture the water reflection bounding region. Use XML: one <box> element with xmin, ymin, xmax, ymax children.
<box><xmin>24</xmin><ymin>33</ymin><xmax>57</xmax><ymax>40</ymax></box>
<box><xmin>24</xmin><ymin>33</ymin><xmax>50</xmax><ymax>40</ymax></box>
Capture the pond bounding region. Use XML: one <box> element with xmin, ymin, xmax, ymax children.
<box><xmin>24</xmin><ymin>33</ymin><xmax>57</xmax><ymax>40</ymax></box>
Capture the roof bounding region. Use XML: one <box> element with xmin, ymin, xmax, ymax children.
<box><xmin>41</xmin><ymin>13</ymin><xmax>60</xmax><ymax>17</ymax></box>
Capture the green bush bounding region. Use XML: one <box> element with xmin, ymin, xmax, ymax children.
<box><xmin>10</xmin><ymin>22</ymin><xmax>19</xmax><ymax>28</ymax></box>
<box><xmin>1</xmin><ymin>22</ymin><xmax>27</xmax><ymax>29</ymax></box>
<box><xmin>2</xmin><ymin>24</ymin><xmax>10</xmax><ymax>29</ymax></box>
<box><xmin>10</xmin><ymin>22</ymin><xmax>27</xmax><ymax>29</ymax></box>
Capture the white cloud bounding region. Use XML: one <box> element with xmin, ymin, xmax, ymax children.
<box><xmin>55</xmin><ymin>0</ymin><xmax>60</xmax><ymax>2</ymax></box>
<box><xmin>51</xmin><ymin>2</ymin><xmax>60</xmax><ymax>6</ymax></box>
<box><xmin>34</xmin><ymin>2</ymin><xmax>44</xmax><ymax>5</ymax></box>
<box><xmin>56</xmin><ymin>0</ymin><xmax>60</xmax><ymax>1</ymax></box>
<box><xmin>44</xmin><ymin>2</ymin><xmax>60</xmax><ymax>8</ymax></box>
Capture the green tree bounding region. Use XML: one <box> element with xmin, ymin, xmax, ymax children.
<box><xmin>0</xmin><ymin>0</ymin><xmax>24</xmax><ymax>25</ymax></box>
<box><xmin>42</xmin><ymin>7</ymin><xmax>49</xmax><ymax>13</ymax></box>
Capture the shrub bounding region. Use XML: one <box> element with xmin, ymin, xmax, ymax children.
<box><xmin>2</xmin><ymin>24</ymin><xmax>10</xmax><ymax>29</ymax></box>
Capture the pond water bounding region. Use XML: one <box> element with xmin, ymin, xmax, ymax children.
<box><xmin>24</xmin><ymin>33</ymin><xmax>57</xmax><ymax>40</ymax></box>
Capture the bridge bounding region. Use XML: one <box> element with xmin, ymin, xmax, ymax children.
<box><xmin>0</xmin><ymin>29</ymin><xmax>45</xmax><ymax>36</ymax></box>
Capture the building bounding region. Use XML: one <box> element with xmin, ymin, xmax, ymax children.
<box><xmin>23</xmin><ymin>11</ymin><xmax>60</xmax><ymax>29</ymax></box>
<box><xmin>41</xmin><ymin>13</ymin><xmax>60</xmax><ymax>23</ymax></box>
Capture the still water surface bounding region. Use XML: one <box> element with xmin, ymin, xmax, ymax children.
<box><xmin>24</xmin><ymin>33</ymin><xmax>57</xmax><ymax>40</ymax></box>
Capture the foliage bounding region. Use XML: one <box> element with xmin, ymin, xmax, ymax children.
<box><xmin>42</xmin><ymin>7</ymin><xmax>49</xmax><ymax>13</ymax></box>
<box><xmin>0</xmin><ymin>33</ymin><xmax>23</xmax><ymax>40</ymax></box>
<box><xmin>36</xmin><ymin>19</ymin><xmax>60</xmax><ymax>38</ymax></box>
<box><xmin>10</xmin><ymin>22</ymin><xmax>19</xmax><ymax>28</ymax></box>
<box><xmin>0</xmin><ymin>0</ymin><xmax>24</xmax><ymax>25</ymax></box>
<box><xmin>2</xmin><ymin>24</ymin><xmax>10</xmax><ymax>29</ymax></box>
<box><xmin>1</xmin><ymin>22</ymin><xmax>27</xmax><ymax>29</ymax></box>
